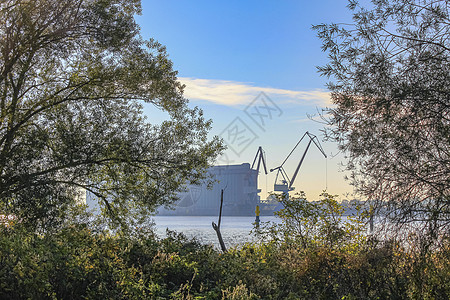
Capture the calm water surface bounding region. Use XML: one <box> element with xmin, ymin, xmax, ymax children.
<box><xmin>152</xmin><ymin>216</ymin><xmax>280</xmax><ymax>248</ymax></box>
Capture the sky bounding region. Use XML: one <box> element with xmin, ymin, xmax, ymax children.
<box><xmin>135</xmin><ymin>1</ymin><xmax>356</xmax><ymax>201</ymax></box>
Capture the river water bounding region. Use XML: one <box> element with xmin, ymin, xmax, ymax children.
<box><xmin>152</xmin><ymin>216</ymin><xmax>280</xmax><ymax>249</ymax></box>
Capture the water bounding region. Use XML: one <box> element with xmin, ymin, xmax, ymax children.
<box><xmin>152</xmin><ymin>216</ymin><xmax>280</xmax><ymax>248</ymax></box>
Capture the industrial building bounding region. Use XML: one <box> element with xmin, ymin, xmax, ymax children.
<box><xmin>157</xmin><ymin>163</ymin><xmax>260</xmax><ymax>216</ymax></box>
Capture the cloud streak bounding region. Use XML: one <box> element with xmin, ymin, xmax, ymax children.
<box><xmin>179</xmin><ymin>77</ymin><xmax>332</xmax><ymax>107</ymax></box>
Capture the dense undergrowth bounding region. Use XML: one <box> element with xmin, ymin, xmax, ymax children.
<box><xmin>1</xmin><ymin>194</ymin><xmax>448</xmax><ymax>299</ymax></box>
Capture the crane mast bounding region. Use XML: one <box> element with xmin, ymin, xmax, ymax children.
<box><xmin>251</xmin><ymin>146</ymin><xmax>268</xmax><ymax>175</ymax></box>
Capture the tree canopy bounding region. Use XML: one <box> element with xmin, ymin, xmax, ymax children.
<box><xmin>314</xmin><ymin>0</ymin><xmax>449</xmax><ymax>240</ymax></box>
<box><xmin>0</xmin><ymin>0</ymin><xmax>223</xmax><ymax>228</ymax></box>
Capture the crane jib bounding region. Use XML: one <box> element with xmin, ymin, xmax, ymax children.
<box><xmin>271</xmin><ymin>131</ymin><xmax>327</xmax><ymax>193</ymax></box>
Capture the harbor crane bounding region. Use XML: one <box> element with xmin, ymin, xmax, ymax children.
<box><xmin>251</xmin><ymin>146</ymin><xmax>268</xmax><ymax>175</ymax></box>
<box><xmin>250</xmin><ymin>146</ymin><xmax>268</xmax><ymax>195</ymax></box>
<box><xmin>270</xmin><ymin>132</ymin><xmax>327</xmax><ymax>198</ymax></box>
<box><xmin>251</xmin><ymin>146</ymin><xmax>268</xmax><ymax>220</ymax></box>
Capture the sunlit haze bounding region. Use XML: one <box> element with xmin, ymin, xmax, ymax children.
<box><xmin>136</xmin><ymin>1</ymin><xmax>355</xmax><ymax>201</ymax></box>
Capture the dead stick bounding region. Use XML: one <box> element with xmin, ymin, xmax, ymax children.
<box><xmin>212</xmin><ymin>189</ymin><xmax>227</xmax><ymax>253</ymax></box>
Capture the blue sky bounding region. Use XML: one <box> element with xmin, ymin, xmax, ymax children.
<box><xmin>136</xmin><ymin>1</ymin><xmax>356</xmax><ymax>200</ymax></box>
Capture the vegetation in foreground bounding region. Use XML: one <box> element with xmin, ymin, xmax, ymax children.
<box><xmin>0</xmin><ymin>0</ymin><xmax>448</xmax><ymax>298</ymax></box>
<box><xmin>1</xmin><ymin>194</ymin><xmax>448</xmax><ymax>300</ymax></box>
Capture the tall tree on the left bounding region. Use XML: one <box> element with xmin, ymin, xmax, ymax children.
<box><xmin>0</xmin><ymin>0</ymin><xmax>223</xmax><ymax>229</ymax></box>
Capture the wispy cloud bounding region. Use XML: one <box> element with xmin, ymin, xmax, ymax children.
<box><xmin>179</xmin><ymin>77</ymin><xmax>332</xmax><ymax>107</ymax></box>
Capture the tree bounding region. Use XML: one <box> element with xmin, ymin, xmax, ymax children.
<box><xmin>0</xmin><ymin>0</ymin><xmax>223</xmax><ymax>229</ymax></box>
<box><xmin>314</xmin><ymin>0</ymin><xmax>449</xmax><ymax>242</ymax></box>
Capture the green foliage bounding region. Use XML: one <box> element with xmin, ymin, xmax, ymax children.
<box><xmin>0</xmin><ymin>215</ymin><xmax>448</xmax><ymax>299</ymax></box>
<box><xmin>0</xmin><ymin>0</ymin><xmax>224</xmax><ymax>229</ymax></box>
<box><xmin>256</xmin><ymin>192</ymin><xmax>366</xmax><ymax>252</ymax></box>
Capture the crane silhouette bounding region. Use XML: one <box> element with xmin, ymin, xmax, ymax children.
<box><xmin>270</xmin><ymin>131</ymin><xmax>327</xmax><ymax>199</ymax></box>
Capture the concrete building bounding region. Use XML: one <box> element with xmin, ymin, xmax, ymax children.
<box><xmin>158</xmin><ymin>163</ymin><xmax>260</xmax><ymax>216</ymax></box>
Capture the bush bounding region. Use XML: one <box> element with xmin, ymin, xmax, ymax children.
<box><xmin>0</xmin><ymin>199</ymin><xmax>448</xmax><ymax>299</ymax></box>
